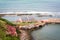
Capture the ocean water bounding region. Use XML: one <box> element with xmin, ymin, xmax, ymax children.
<box><xmin>1</xmin><ymin>15</ymin><xmax>52</xmax><ymax>21</ymax></box>
<box><xmin>0</xmin><ymin>0</ymin><xmax>60</xmax><ymax>12</ymax></box>
<box><xmin>31</xmin><ymin>24</ymin><xmax>60</xmax><ymax>40</ymax></box>
<box><xmin>2</xmin><ymin>15</ymin><xmax>60</xmax><ymax>21</ymax></box>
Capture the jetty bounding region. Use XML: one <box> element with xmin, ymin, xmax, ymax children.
<box><xmin>45</xmin><ymin>18</ymin><xmax>60</xmax><ymax>24</ymax></box>
<box><xmin>18</xmin><ymin>22</ymin><xmax>46</xmax><ymax>40</ymax></box>
<box><xmin>17</xmin><ymin>18</ymin><xmax>60</xmax><ymax>40</ymax></box>
<box><xmin>18</xmin><ymin>22</ymin><xmax>45</xmax><ymax>30</ymax></box>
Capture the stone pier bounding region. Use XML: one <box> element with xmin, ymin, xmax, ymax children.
<box><xmin>19</xmin><ymin>22</ymin><xmax>46</xmax><ymax>40</ymax></box>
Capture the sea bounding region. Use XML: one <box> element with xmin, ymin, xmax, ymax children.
<box><xmin>1</xmin><ymin>14</ymin><xmax>60</xmax><ymax>21</ymax></box>
<box><xmin>31</xmin><ymin>24</ymin><xmax>60</xmax><ymax>40</ymax></box>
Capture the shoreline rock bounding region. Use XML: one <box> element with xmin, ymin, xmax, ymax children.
<box><xmin>18</xmin><ymin>22</ymin><xmax>46</xmax><ymax>40</ymax></box>
<box><xmin>19</xmin><ymin>30</ymin><xmax>32</xmax><ymax>40</ymax></box>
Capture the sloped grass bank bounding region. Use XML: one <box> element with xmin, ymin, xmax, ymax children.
<box><xmin>0</xmin><ymin>17</ymin><xmax>16</xmax><ymax>26</ymax></box>
<box><xmin>0</xmin><ymin>18</ymin><xmax>20</xmax><ymax>40</ymax></box>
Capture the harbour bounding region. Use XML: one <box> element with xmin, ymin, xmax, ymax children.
<box><xmin>0</xmin><ymin>14</ymin><xmax>60</xmax><ymax>40</ymax></box>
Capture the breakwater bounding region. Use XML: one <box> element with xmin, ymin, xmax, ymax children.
<box><xmin>18</xmin><ymin>21</ymin><xmax>60</xmax><ymax>40</ymax></box>
<box><xmin>18</xmin><ymin>22</ymin><xmax>46</xmax><ymax>40</ymax></box>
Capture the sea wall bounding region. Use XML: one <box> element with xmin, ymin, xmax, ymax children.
<box><xmin>18</xmin><ymin>20</ymin><xmax>60</xmax><ymax>40</ymax></box>
<box><xmin>18</xmin><ymin>22</ymin><xmax>46</xmax><ymax>40</ymax></box>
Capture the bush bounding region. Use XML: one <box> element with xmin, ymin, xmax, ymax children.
<box><xmin>0</xmin><ymin>20</ymin><xmax>20</xmax><ymax>40</ymax></box>
<box><xmin>3</xmin><ymin>36</ymin><xmax>19</xmax><ymax>40</ymax></box>
<box><xmin>0</xmin><ymin>20</ymin><xmax>7</xmax><ymax>40</ymax></box>
<box><xmin>0</xmin><ymin>20</ymin><xmax>7</xmax><ymax>30</ymax></box>
<box><xmin>0</xmin><ymin>18</ymin><xmax>20</xmax><ymax>40</ymax></box>
<box><xmin>0</xmin><ymin>29</ymin><xmax>6</xmax><ymax>38</ymax></box>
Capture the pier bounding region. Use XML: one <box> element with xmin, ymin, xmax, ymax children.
<box><xmin>46</xmin><ymin>18</ymin><xmax>60</xmax><ymax>24</ymax></box>
<box><xmin>0</xmin><ymin>14</ymin><xmax>32</xmax><ymax>17</ymax></box>
<box><xmin>18</xmin><ymin>18</ymin><xmax>60</xmax><ymax>40</ymax></box>
<box><xmin>18</xmin><ymin>22</ymin><xmax>45</xmax><ymax>30</ymax></box>
<box><xmin>18</xmin><ymin>22</ymin><xmax>46</xmax><ymax>40</ymax></box>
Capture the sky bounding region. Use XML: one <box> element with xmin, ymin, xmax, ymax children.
<box><xmin>0</xmin><ymin>0</ymin><xmax>60</xmax><ymax>12</ymax></box>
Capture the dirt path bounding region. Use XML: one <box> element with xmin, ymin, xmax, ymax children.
<box><xmin>19</xmin><ymin>30</ymin><xmax>32</xmax><ymax>40</ymax></box>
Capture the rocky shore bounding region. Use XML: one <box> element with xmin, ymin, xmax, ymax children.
<box><xmin>19</xmin><ymin>22</ymin><xmax>45</xmax><ymax>30</ymax></box>
<box><xmin>18</xmin><ymin>22</ymin><xmax>46</xmax><ymax>40</ymax></box>
<box><xmin>19</xmin><ymin>30</ymin><xmax>33</xmax><ymax>40</ymax></box>
<box><xmin>18</xmin><ymin>19</ymin><xmax>60</xmax><ymax>40</ymax></box>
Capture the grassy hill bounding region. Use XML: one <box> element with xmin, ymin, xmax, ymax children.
<box><xmin>0</xmin><ymin>18</ymin><xmax>20</xmax><ymax>40</ymax></box>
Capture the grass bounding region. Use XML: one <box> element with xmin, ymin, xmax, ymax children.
<box><xmin>17</xmin><ymin>22</ymin><xmax>36</xmax><ymax>26</ymax></box>
<box><xmin>0</xmin><ymin>17</ymin><xmax>16</xmax><ymax>26</ymax></box>
<box><xmin>0</xmin><ymin>18</ymin><xmax>20</xmax><ymax>40</ymax></box>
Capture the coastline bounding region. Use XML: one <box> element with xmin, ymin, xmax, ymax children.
<box><xmin>18</xmin><ymin>21</ymin><xmax>60</xmax><ymax>40</ymax></box>
<box><xmin>0</xmin><ymin>15</ymin><xmax>60</xmax><ymax>40</ymax></box>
